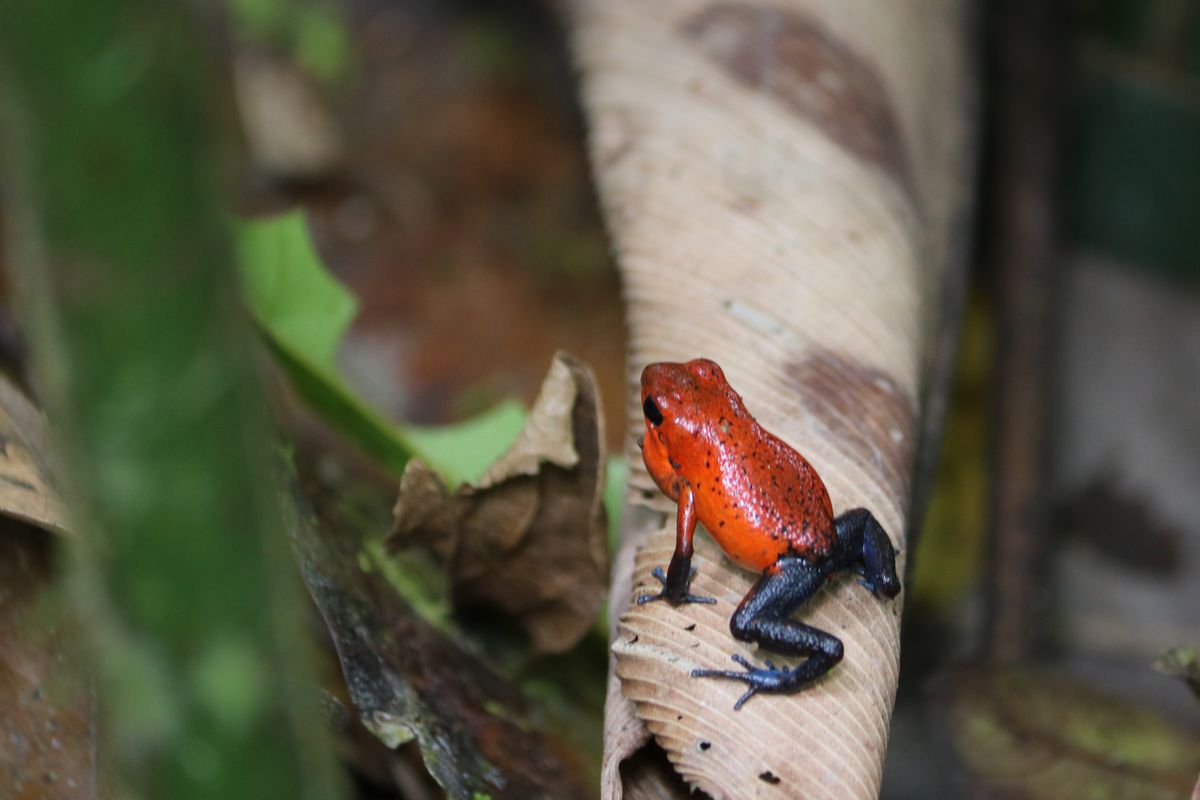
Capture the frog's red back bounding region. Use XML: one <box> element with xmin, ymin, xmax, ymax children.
<box><xmin>640</xmin><ymin>359</ymin><xmax>836</xmax><ymax>572</ymax></box>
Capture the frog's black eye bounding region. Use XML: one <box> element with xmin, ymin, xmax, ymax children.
<box><xmin>643</xmin><ymin>396</ymin><xmax>664</xmax><ymax>426</ymax></box>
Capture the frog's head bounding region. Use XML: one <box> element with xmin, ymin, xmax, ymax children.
<box><xmin>639</xmin><ymin>359</ymin><xmax>736</xmax><ymax>488</ymax></box>
<box><xmin>640</xmin><ymin>358</ymin><xmax>728</xmax><ymax>432</ymax></box>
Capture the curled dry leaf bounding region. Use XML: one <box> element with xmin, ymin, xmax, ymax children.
<box><xmin>391</xmin><ymin>352</ymin><xmax>609</xmax><ymax>654</ymax></box>
<box><xmin>617</xmin><ymin>743</ymin><xmax>692</xmax><ymax>800</ymax></box>
<box><xmin>570</xmin><ymin>0</ymin><xmax>974</xmax><ymax>795</ymax></box>
<box><xmin>0</xmin><ymin>376</ymin><xmax>68</xmax><ymax>535</ymax></box>
<box><xmin>933</xmin><ymin>666</ymin><xmax>1200</xmax><ymax>800</ymax></box>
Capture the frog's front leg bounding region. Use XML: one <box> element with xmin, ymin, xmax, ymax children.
<box><xmin>691</xmin><ymin>557</ymin><xmax>842</xmax><ymax>709</ymax></box>
<box><xmin>637</xmin><ymin>485</ymin><xmax>716</xmax><ymax>606</ymax></box>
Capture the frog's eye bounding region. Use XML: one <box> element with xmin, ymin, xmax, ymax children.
<box><xmin>643</xmin><ymin>396</ymin><xmax>664</xmax><ymax>426</ymax></box>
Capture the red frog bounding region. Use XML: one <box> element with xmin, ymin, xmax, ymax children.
<box><xmin>637</xmin><ymin>358</ymin><xmax>900</xmax><ymax>709</ymax></box>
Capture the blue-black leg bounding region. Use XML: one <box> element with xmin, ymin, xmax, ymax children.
<box><xmin>637</xmin><ymin>485</ymin><xmax>716</xmax><ymax>605</ymax></box>
<box><xmin>691</xmin><ymin>557</ymin><xmax>843</xmax><ymax>709</ymax></box>
<box><xmin>833</xmin><ymin>508</ymin><xmax>901</xmax><ymax>598</ymax></box>
<box><xmin>636</xmin><ymin>556</ymin><xmax>716</xmax><ymax>606</ymax></box>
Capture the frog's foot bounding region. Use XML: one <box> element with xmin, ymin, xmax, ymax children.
<box><xmin>636</xmin><ymin>566</ymin><xmax>716</xmax><ymax>606</ymax></box>
<box><xmin>692</xmin><ymin>653</ymin><xmax>827</xmax><ymax>710</ymax></box>
<box><xmin>835</xmin><ymin>508</ymin><xmax>901</xmax><ymax>599</ymax></box>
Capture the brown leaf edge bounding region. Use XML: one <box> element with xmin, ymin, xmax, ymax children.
<box><xmin>0</xmin><ymin>374</ymin><xmax>68</xmax><ymax>535</ymax></box>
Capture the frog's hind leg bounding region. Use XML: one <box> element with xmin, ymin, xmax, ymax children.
<box><xmin>691</xmin><ymin>558</ymin><xmax>843</xmax><ymax>710</ymax></box>
<box><xmin>834</xmin><ymin>507</ymin><xmax>902</xmax><ymax>598</ymax></box>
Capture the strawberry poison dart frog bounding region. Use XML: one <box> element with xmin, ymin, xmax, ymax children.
<box><xmin>637</xmin><ymin>358</ymin><xmax>901</xmax><ymax>709</ymax></box>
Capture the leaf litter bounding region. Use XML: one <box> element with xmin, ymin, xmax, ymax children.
<box><xmin>287</xmin><ymin>351</ymin><xmax>611</xmax><ymax>796</ymax></box>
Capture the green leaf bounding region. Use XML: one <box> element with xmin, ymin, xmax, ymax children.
<box><xmin>235</xmin><ymin>212</ymin><xmax>526</xmax><ymax>484</ymax></box>
<box><xmin>404</xmin><ymin>401</ymin><xmax>527</xmax><ymax>487</ymax></box>
<box><xmin>226</xmin><ymin>0</ymin><xmax>285</xmax><ymax>41</ymax></box>
<box><xmin>294</xmin><ymin>6</ymin><xmax>349</xmax><ymax>83</ymax></box>
<box><xmin>237</xmin><ymin>211</ymin><xmax>356</xmax><ymax>369</ymax></box>
<box><xmin>258</xmin><ymin>336</ymin><xmax>417</xmax><ymax>475</ymax></box>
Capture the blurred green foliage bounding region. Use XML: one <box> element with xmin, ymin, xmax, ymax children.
<box><xmin>226</xmin><ymin>0</ymin><xmax>349</xmax><ymax>82</ymax></box>
<box><xmin>603</xmin><ymin>456</ymin><xmax>627</xmax><ymax>555</ymax></box>
<box><xmin>0</xmin><ymin>3</ymin><xmax>345</xmax><ymax>798</ymax></box>
<box><xmin>237</xmin><ymin>212</ymin><xmax>527</xmax><ymax>485</ymax></box>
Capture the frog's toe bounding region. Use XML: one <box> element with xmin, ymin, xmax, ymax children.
<box><xmin>857</xmin><ymin>577</ymin><xmax>881</xmax><ymax>595</ymax></box>
<box><xmin>734</xmin><ymin>685</ymin><xmax>759</xmax><ymax>710</ymax></box>
<box><xmin>692</xmin><ymin>653</ymin><xmax>822</xmax><ymax>709</ymax></box>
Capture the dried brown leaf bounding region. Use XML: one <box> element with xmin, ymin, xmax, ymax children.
<box><xmin>392</xmin><ymin>351</ymin><xmax>609</xmax><ymax>654</ymax></box>
<box><xmin>569</xmin><ymin>0</ymin><xmax>974</xmax><ymax>794</ymax></box>
<box><xmin>933</xmin><ymin>666</ymin><xmax>1200</xmax><ymax>800</ymax></box>
<box><xmin>0</xmin><ymin>376</ymin><xmax>68</xmax><ymax>534</ymax></box>
<box><xmin>478</xmin><ymin>352</ymin><xmax>584</xmax><ymax>483</ymax></box>
<box><xmin>287</xmin><ymin>471</ymin><xmax>592</xmax><ymax>799</ymax></box>
<box><xmin>618</xmin><ymin>743</ymin><xmax>694</xmax><ymax>799</ymax></box>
